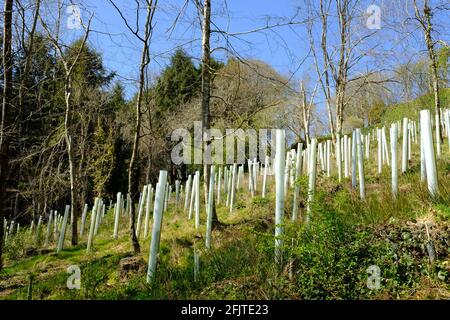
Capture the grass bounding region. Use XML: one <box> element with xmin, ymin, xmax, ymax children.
<box><xmin>1</xmin><ymin>102</ymin><xmax>450</xmax><ymax>299</ymax></box>
<box><xmin>381</xmin><ymin>88</ymin><xmax>450</xmax><ymax>125</ymax></box>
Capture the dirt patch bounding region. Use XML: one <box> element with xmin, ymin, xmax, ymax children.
<box><xmin>366</xmin><ymin>211</ymin><xmax>450</xmax><ymax>263</ymax></box>
<box><xmin>118</xmin><ymin>256</ymin><xmax>146</xmax><ymax>281</ymax></box>
<box><xmin>175</xmin><ymin>237</ymin><xmax>193</xmax><ymax>248</ymax></box>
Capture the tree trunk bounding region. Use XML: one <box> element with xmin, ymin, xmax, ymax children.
<box><xmin>200</xmin><ymin>0</ymin><xmax>219</xmax><ymax>225</ymax></box>
<box><xmin>320</xmin><ymin>0</ymin><xmax>335</xmax><ymax>140</ymax></box>
<box><xmin>300</xmin><ymin>81</ymin><xmax>311</xmax><ymax>145</ymax></box>
<box><xmin>127</xmin><ymin>3</ymin><xmax>153</xmax><ymax>255</ymax></box>
<box><xmin>128</xmin><ymin>126</ymin><xmax>141</xmax><ymax>254</ymax></box>
<box><xmin>127</xmin><ymin>67</ymin><xmax>144</xmax><ymax>255</ymax></box>
<box><xmin>0</xmin><ymin>0</ymin><xmax>13</xmax><ymax>271</ymax></box>
<box><xmin>18</xmin><ymin>0</ymin><xmax>41</xmax><ymax>142</ymax></box>
<box><xmin>335</xmin><ymin>85</ymin><xmax>345</xmax><ymax>135</ymax></box>
<box><xmin>40</xmin><ymin>4</ymin><xmax>92</xmax><ymax>248</ymax></box>
<box><xmin>15</xmin><ymin>1</ymin><xmax>41</xmax><ymax>220</ymax></box>
<box><xmin>423</xmin><ymin>1</ymin><xmax>442</xmax><ymax>141</ymax></box>
<box><xmin>64</xmin><ymin>79</ymin><xmax>79</xmax><ymax>246</ymax></box>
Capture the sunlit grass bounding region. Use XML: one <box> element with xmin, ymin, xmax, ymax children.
<box><xmin>1</xmin><ymin>133</ymin><xmax>450</xmax><ymax>299</ymax></box>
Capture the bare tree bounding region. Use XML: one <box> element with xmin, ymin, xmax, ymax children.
<box><xmin>413</xmin><ymin>0</ymin><xmax>445</xmax><ymax>141</ymax></box>
<box><xmin>306</xmin><ymin>0</ymin><xmax>385</xmax><ymax>134</ymax></box>
<box><xmin>332</xmin><ymin>0</ymin><xmax>353</xmax><ymax>136</ymax></box>
<box><xmin>306</xmin><ymin>0</ymin><xmax>336</xmax><ymax>140</ymax></box>
<box><xmin>40</xmin><ymin>4</ymin><xmax>93</xmax><ymax>246</ymax></box>
<box><xmin>109</xmin><ymin>0</ymin><xmax>158</xmax><ymax>254</ymax></box>
<box><xmin>0</xmin><ymin>0</ymin><xmax>14</xmax><ymax>270</ymax></box>
<box><xmin>17</xmin><ymin>0</ymin><xmax>41</xmax><ymax>137</ymax></box>
<box><xmin>12</xmin><ymin>0</ymin><xmax>42</xmax><ymax>224</ymax></box>
<box><xmin>194</xmin><ymin>0</ymin><xmax>220</xmax><ymax>224</ymax></box>
<box><xmin>300</xmin><ymin>80</ymin><xmax>319</xmax><ymax>145</ymax></box>
<box><xmin>282</xmin><ymin>77</ymin><xmax>319</xmax><ymax>144</ymax></box>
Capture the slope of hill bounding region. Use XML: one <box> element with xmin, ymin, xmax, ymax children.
<box><xmin>1</xmin><ymin>95</ymin><xmax>450</xmax><ymax>300</ymax></box>
<box><xmin>381</xmin><ymin>88</ymin><xmax>450</xmax><ymax>125</ymax></box>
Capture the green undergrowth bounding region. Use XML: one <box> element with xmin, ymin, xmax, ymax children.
<box><xmin>1</xmin><ymin>157</ymin><xmax>449</xmax><ymax>299</ymax></box>
<box><xmin>2</xmin><ymin>95</ymin><xmax>450</xmax><ymax>299</ymax></box>
<box><xmin>381</xmin><ymin>88</ymin><xmax>450</xmax><ymax>125</ymax></box>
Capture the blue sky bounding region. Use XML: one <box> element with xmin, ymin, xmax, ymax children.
<box><xmin>57</xmin><ymin>0</ymin><xmax>448</xmax><ymax>101</ymax></box>
<box><xmin>70</xmin><ymin>0</ymin><xmax>309</xmax><ymax>98</ymax></box>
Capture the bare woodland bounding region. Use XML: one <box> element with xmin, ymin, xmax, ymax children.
<box><xmin>0</xmin><ymin>0</ymin><xmax>448</xmax><ymax>288</ymax></box>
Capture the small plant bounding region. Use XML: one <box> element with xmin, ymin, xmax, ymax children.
<box><xmin>435</xmin><ymin>204</ymin><xmax>450</xmax><ymax>221</ymax></box>
<box><xmin>252</xmin><ymin>196</ymin><xmax>269</xmax><ymax>207</ymax></box>
<box><xmin>4</xmin><ymin>231</ymin><xmax>35</xmax><ymax>261</ymax></box>
<box><xmin>235</xmin><ymin>201</ymin><xmax>246</xmax><ymax>209</ymax></box>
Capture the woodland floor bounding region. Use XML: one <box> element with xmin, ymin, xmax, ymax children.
<box><xmin>1</xmin><ymin>144</ymin><xmax>450</xmax><ymax>300</ymax></box>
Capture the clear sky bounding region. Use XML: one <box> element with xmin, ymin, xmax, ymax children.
<box><xmin>67</xmin><ymin>0</ymin><xmax>310</xmax><ymax>98</ymax></box>
<box><xmin>56</xmin><ymin>0</ymin><xmax>448</xmax><ymax>101</ymax></box>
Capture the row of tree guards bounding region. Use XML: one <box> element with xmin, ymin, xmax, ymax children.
<box><xmin>3</xmin><ymin>109</ymin><xmax>447</xmax><ymax>280</ymax></box>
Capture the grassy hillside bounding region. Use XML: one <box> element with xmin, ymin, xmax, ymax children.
<box><xmin>1</xmin><ymin>96</ymin><xmax>450</xmax><ymax>300</ymax></box>
<box><xmin>381</xmin><ymin>88</ymin><xmax>450</xmax><ymax>125</ymax></box>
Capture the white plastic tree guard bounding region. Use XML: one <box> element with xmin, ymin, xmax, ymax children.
<box><xmin>188</xmin><ymin>176</ymin><xmax>195</xmax><ymax>220</ymax></box>
<box><xmin>420</xmin><ymin>128</ymin><xmax>426</xmax><ymax>182</ymax></box>
<box><xmin>206</xmin><ymin>165</ymin><xmax>216</xmax><ymax>249</ymax></box>
<box><xmin>377</xmin><ymin>128</ymin><xmax>382</xmax><ymax>174</ymax></box>
<box><xmin>262</xmin><ymin>155</ymin><xmax>269</xmax><ymax>198</ymax></box>
<box><xmin>365</xmin><ymin>133</ymin><xmax>370</xmax><ymax>160</ymax></box>
<box><xmin>274</xmin><ymin>129</ymin><xmax>285</xmax><ymax>264</ymax></box>
<box><xmin>216</xmin><ymin>168</ymin><xmax>222</xmax><ymax>204</ymax></box>
<box><xmin>162</xmin><ymin>183</ymin><xmax>167</xmax><ymax>212</ymax></box>
<box><xmin>390</xmin><ymin>124</ymin><xmax>398</xmax><ymax>199</ymax></box>
<box><xmin>80</xmin><ymin>203</ymin><xmax>88</xmax><ymax>237</ymax></box>
<box><xmin>292</xmin><ymin>143</ymin><xmax>303</xmax><ymax>221</ymax></box>
<box><xmin>445</xmin><ymin>110</ymin><xmax>450</xmax><ymax>151</ymax></box>
<box><xmin>195</xmin><ymin>171</ymin><xmax>200</xmax><ymax>229</ymax></box>
<box><xmin>319</xmin><ymin>142</ymin><xmax>325</xmax><ymax>172</ymax></box>
<box><xmin>226</xmin><ymin>165</ymin><xmax>232</xmax><ymax>207</ymax></box>
<box><xmin>175</xmin><ymin>180</ymin><xmax>180</xmax><ymax>206</ymax></box>
<box><xmin>87</xmin><ymin>198</ymin><xmax>99</xmax><ymax>253</ymax></box>
<box><xmin>436</xmin><ymin>113</ymin><xmax>441</xmax><ymax>158</ymax></box>
<box><xmin>326</xmin><ymin>140</ymin><xmax>331</xmax><ymax>177</ymax></box>
<box><xmin>236</xmin><ymin>165</ymin><xmax>242</xmax><ymax>190</ymax></box>
<box><xmin>336</xmin><ymin>134</ymin><xmax>342</xmax><ymax>182</ymax></box>
<box><xmin>382</xmin><ymin>127</ymin><xmax>389</xmax><ymax>166</ymax></box>
<box><xmin>56</xmin><ymin>205</ymin><xmax>70</xmax><ymax>254</ymax></box>
<box><xmin>53</xmin><ymin>211</ymin><xmax>58</xmax><ymax>239</ymax></box>
<box><xmin>402</xmin><ymin>117</ymin><xmax>409</xmax><ymax>173</ymax></box>
<box><xmin>147</xmin><ymin>170</ymin><xmax>168</xmax><ymax>284</ymax></box>
<box><xmin>306</xmin><ymin>139</ymin><xmax>318</xmax><ymax>222</ymax></box>
<box><xmin>113</xmin><ymin>192</ymin><xmax>122</xmax><ymax>240</ymax></box>
<box><xmin>356</xmin><ymin>129</ymin><xmax>365</xmax><ymax>200</ymax></box>
<box><xmin>351</xmin><ymin>130</ymin><xmax>357</xmax><ymax>188</ymax></box>
<box><xmin>185</xmin><ymin>175</ymin><xmax>192</xmax><ymax>211</ymax></box>
<box><xmin>289</xmin><ymin>152</ymin><xmax>295</xmax><ymax>187</ymax></box>
<box><xmin>420</xmin><ymin>110</ymin><xmax>439</xmax><ymax>197</ymax></box>
<box><xmin>249</xmin><ymin>161</ymin><xmax>255</xmax><ymax>198</ymax></box>
<box><xmin>344</xmin><ymin>135</ymin><xmax>349</xmax><ymax>178</ymax></box>
<box><xmin>253</xmin><ymin>158</ymin><xmax>259</xmax><ymax>192</ymax></box>
<box><xmin>94</xmin><ymin>198</ymin><xmax>103</xmax><ymax>235</ymax></box>
<box><xmin>229</xmin><ymin>164</ymin><xmax>237</xmax><ymax>213</ymax></box>
<box><xmin>284</xmin><ymin>151</ymin><xmax>290</xmax><ymax>198</ymax></box>
<box><xmin>144</xmin><ymin>185</ymin><xmax>153</xmax><ymax>238</ymax></box>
